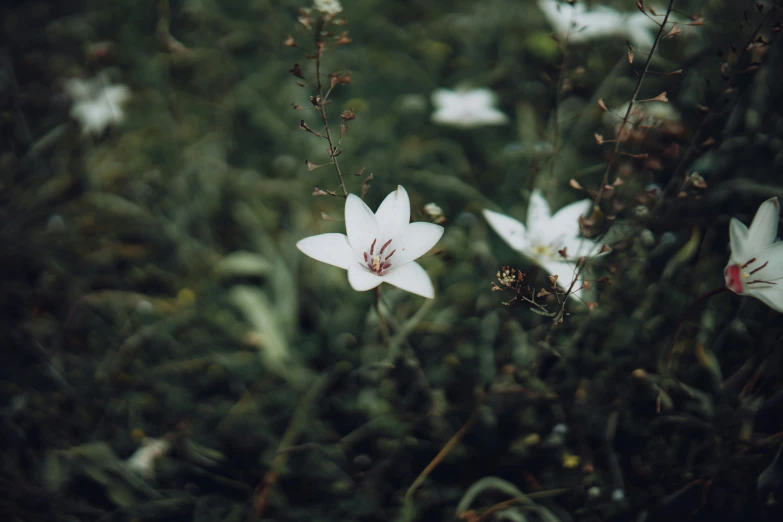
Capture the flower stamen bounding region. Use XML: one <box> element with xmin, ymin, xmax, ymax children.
<box><xmin>747</xmin><ymin>279</ymin><xmax>776</xmax><ymax>286</ymax></box>
<box><xmin>366</xmin><ymin>238</ymin><xmax>395</xmax><ymax>275</ymax></box>
<box><xmin>741</xmin><ymin>257</ymin><xmax>757</xmax><ymax>269</ymax></box>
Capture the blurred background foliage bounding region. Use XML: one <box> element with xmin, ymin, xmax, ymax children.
<box><xmin>2</xmin><ymin>0</ymin><xmax>783</xmax><ymax>521</ymax></box>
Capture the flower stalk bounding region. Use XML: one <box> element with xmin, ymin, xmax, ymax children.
<box><xmin>313</xmin><ymin>18</ymin><xmax>348</xmax><ymax>197</ymax></box>
<box><xmin>664</xmin><ymin>285</ymin><xmax>728</xmax><ymax>372</ymax></box>
<box><xmin>594</xmin><ymin>0</ymin><xmax>676</xmax><ymax>207</ymax></box>
<box><xmin>374</xmin><ymin>286</ymin><xmax>391</xmax><ymax>349</ymax></box>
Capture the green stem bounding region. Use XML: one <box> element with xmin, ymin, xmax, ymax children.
<box><xmin>314</xmin><ymin>18</ymin><xmax>348</xmax><ymax>197</ymax></box>
<box><xmin>374</xmin><ymin>287</ymin><xmax>391</xmax><ymax>350</ymax></box>
<box><xmin>665</xmin><ymin>285</ymin><xmax>728</xmax><ymax>372</ymax></box>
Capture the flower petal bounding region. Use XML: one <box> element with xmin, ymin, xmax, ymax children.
<box><xmin>560</xmin><ymin>236</ymin><xmax>607</xmax><ymax>260</ymax></box>
<box><xmin>746</xmin><ymin>284</ymin><xmax>783</xmax><ymax>314</ymax></box>
<box><xmin>465</xmin><ymin>88</ymin><xmax>497</xmax><ymax>110</ymax></box>
<box><xmin>381</xmin><ymin>261</ymin><xmax>435</xmax><ymax>298</ymax></box>
<box><xmin>745</xmin><ymin>197</ymin><xmax>779</xmax><ymax>255</ymax></box>
<box><xmin>483</xmin><ymin>209</ymin><xmax>527</xmax><ymax>252</ymax></box>
<box><xmin>476</xmin><ymin>107</ymin><xmax>509</xmax><ymax>125</ymax></box>
<box><xmin>296</xmin><ymin>233</ymin><xmax>354</xmax><ymax>269</ymax></box>
<box><xmin>549</xmin><ymin>198</ymin><xmax>592</xmax><ymax>239</ymax></box>
<box><xmin>345</xmin><ymin>194</ymin><xmax>379</xmax><ymax>252</ymax></box>
<box><xmin>392</xmin><ymin>222</ymin><xmax>444</xmax><ymax>266</ymax></box>
<box><xmin>728</xmin><ymin>217</ymin><xmax>750</xmax><ymax>264</ymax></box>
<box><xmin>375</xmin><ymin>185</ymin><xmax>411</xmax><ymax>241</ymax></box>
<box><xmin>347</xmin><ymin>264</ymin><xmax>383</xmax><ymax>292</ymax></box>
<box><xmin>527</xmin><ymin>190</ymin><xmax>552</xmax><ymax>230</ymax></box>
<box><xmin>538</xmin><ymin>259</ymin><xmax>582</xmax><ymax>300</ymax></box>
<box><xmin>431</xmin><ymin>88</ymin><xmax>458</xmax><ymax>110</ymax></box>
<box><xmin>749</xmin><ymin>242</ymin><xmax>783</xmax><ymax>283</ymax></box>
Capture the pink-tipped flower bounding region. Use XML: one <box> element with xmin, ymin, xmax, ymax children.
<box><xmin>297</xmin><ymin>186</ymin><xmax>444</xmax><ymax>298</ymax></box>
<box><xmin>724</xmin><ymin>197</ymin><xmax>783</xmax><ymax>312</ymax></box>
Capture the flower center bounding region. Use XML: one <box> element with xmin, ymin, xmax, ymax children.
<box><xmin>726</xmin><ymin>257</ymin><xmax>777</xmax><ymax>294</ymax></box>
<box><xmin>724</xmin><ymin>264</ymin><xmax>744</xmax><ymax>294</ymax></box>
<box><xmin>532</xmin><ymin>244</ymin><xmax>552</xmax><ymax>257</ymax></box>
<box><xmin>363</xmin><ymin>238</ymin><xmax>396</xmax><ymax>275</ymax></box>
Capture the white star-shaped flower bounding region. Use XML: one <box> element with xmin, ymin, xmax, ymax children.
<box><xmin>483</xmin><ymin>190</ymin><xmax>608</xmax><ymax>300</ymax></box>
<box><xmin>64</xmin><ymin>76</ymin><xmax>131</xmax><ymax>137</ymax></box>
<box><xmin>431</xmin><ymin>88</ymin><xmax>509</xmax><ymax>129</ymax></box>
<box><xmin>297</xmin><ymin>186</ymin><xmax>444</xmax><ymax>298</ymax></box>
<box><xmin>724</xmin><ymin>197</ymin><xmax>783</xmax><ymax>313</ymax></box>
<box><xmin>126</xmin><ymin>437</ymin><xmax>170</xmax><ymax>481</ymax></box>
<box><xmin>536</xmin><ymin>0</ymin><xmax>657</xmax><ymax>49</ymax></box>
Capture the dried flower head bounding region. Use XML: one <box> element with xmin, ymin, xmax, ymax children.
<box><xmin>424</xmin><ymin>203</ymin><xmax>446</xmax><ymax>223</ymax></box>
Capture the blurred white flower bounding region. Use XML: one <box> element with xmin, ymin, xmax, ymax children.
<box><xmin>297</xmin><ymin>186</ymin><xmax>444</xmax><ymax>298</ymax></box>
<box><xmin>724</xmin><ymin>197</ymin><xmax>783</xmax><ymax>312</ymax></box>
<box><xmin>483</xmin><ymin>190</ymin><xmax>608</xmax><ymax>300</ymax></box>
<box><xmin>64</xmin><ymin>76</ymin><xmax>130</xmax><ymax>137</ymax></box>
<box><xmin>424</xmin><ymin>202</ymin><xmax>445</xmax><ymax>223</ymax></box>
<box><xmin>126</xmin><ymin>437</ymin><xmax>170</xmax><ymax>480</ymax></box>
<box><xmin>537</xmin><ymin>0</ymin><xmax>657</xmax><ymax>49</ymax></box>
<box><xmin>431</xmin><ymin>88</ymin><xmax>509</xmax><ymax>129</ymax></box>
<box><xmin>313</xmin><ymin>0</ymin><xmax>342</xmax><ymax>15</ymax></box>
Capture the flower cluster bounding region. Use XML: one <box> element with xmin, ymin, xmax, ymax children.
<box><xmin>291</xmin><ymin>0</ymin><xmax>781</xmax><ymax>320</ymax></box>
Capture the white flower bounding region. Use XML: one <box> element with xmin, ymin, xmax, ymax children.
<box><xmin>313</xmin><ymin>0</ymin><xmax>342</xmax><ymax>15</ymax></box>
<box><xmin>297</xmin><ymin>186</ymin><xmax>444</xmax><ymax>298</ymax></box>
<box><xmin>431</xmin><ymin>88</ymin><xmax>509</xmax><ymax>129</ymax></box>
<box><xmin>724</xmin><ymin>197</ymin><xmax>783</xmax><ymax>313</ymax></box>
<box><xmin>536</xmin><ymin>0</ymin><xmax>657</xmax><ymax>49</ymax></box>
<box><xmin>483</xmin><ymin>190</ymin><xmax>608</xmax><ymax>300</ymax></box>
<box><xmin>126</xmin><ymin>437</ymin><xmax>170</xmax><ymax>480</ymax></box>
<box><xmin>64</xmin><ymin>76</ymin><xmax>131</xmax><ymax>137</ymax></box>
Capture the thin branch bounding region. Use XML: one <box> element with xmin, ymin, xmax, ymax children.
<box><xmin>314</xmin><ymin>20</ymin><xmax>348</xmax><ymax>197</ymax></box>
<box><xmin>594</xmin><ymin>0</ymin><xmax>677</xmax><ymax>207</ymax></box>
<box><xmin>251</xmin><ymin>372</ymin><xmax>333</xmax><ymax>519</ymax></box>
<box><xmin>546</xmin><ymin>9</ymin><xmax>577</xmax><ymax>184</ymax></box>
<box><xmin>404</xmin><ymin>409</ymin><xmax>477</xmax><ymax>503</ymax></box>
<box><xmin>662</xmin><ymin>6</ymin><xmax>776</xmax><ymax>199</ymax></box>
